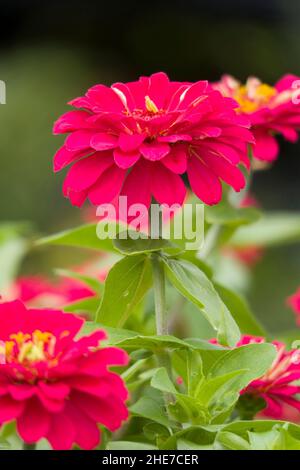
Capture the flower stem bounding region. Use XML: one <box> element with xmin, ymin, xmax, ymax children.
<box><xmin>23</xmin><ymin>442</ymin><xmax>36</xmax><ymax>450</ymax></box>
<box><xmin>151</xmin><ymin>254</ymin><xmax>168</xmax><ymax>336</ymax></box>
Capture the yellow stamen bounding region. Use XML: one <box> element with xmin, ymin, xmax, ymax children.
<box><xmin>145</xmin><ymin>95</ymin><xmax>159</xmax><ymax>113</ymax></box>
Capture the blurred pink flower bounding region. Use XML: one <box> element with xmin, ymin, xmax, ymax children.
<box><xmin>214</xmin><ymin>74</ymin><xmax>300</xmax><ymax>162</ymax></box>
<box><xmin>8</xmin><ymin>275</ymin><xmax>96</xmax><ymax>309</ymax></box>
<box><xmin>211</xmin><ymin>335</ymin><xmax>300</xmax><ymax>422</ymax></box>
<box><xmin>0</xmin><ymin>300</ymin><xmax>129</xmax><ymax>449</ymax></box>
<box><xmin>287</xmin><ymin>288</ymin><xmax>300</xmax><ymax>326</ymax></box>
<box><xmin>53</xmin><ymin>72</ymin><xmax>253</xmax><ymax>208</ymax></box>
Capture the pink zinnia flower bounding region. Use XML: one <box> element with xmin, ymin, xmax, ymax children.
<box><xmin>287</xmin><ymin>288</ymin><xmax>300</xmax><ymax>326</ymax></box>
<box><xmin>211</xmin><ymin>335</ymin><xmax>300</xmax><ymax>422</ymax></box>
<box><xmin>0</xmin><ymin>300</ymin><xmax>129</xmax><ymax>449</ymax></box>
<box><xmin>214</xmin><ymin>74</ymin><xmax>300</xmax><ymax>162</ymax></box>
<box><xmin>5</xmin><ymin>275</ymin><xmax>96</xmax><ymax>309</ymax></box>
<box><xmin>53</xmin><ymin>72</ymin><xmax>254</xmax><ymax>208</ymax></box>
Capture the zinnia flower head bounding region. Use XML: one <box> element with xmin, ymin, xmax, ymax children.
<box><xmin>5</xmin><ymin>275</ymin><xmax>96</xmax><ymax>309</ymax></box>
<box><xmin>213</xmin><ymin>335</ymin><xmax>300</xmax><ymax>422</ymax></box>
<box><xmin>0</xmin><ymin>301</ymin><xmax>129</xmax><ymax>449</ymax></box>
<box><xmin>287</xmin><ymin>287</ymin><xmax>300</xmax><ymax>326</ymax></box>
<box><xmin>214</xmin><ymin>74</ymin><xmax>300</xmax><ymax>162</ymax></box>
<box><xmin>53</xmin><ymin>72</ymin><xmax>254</xmax><ymax>209</ymax></box>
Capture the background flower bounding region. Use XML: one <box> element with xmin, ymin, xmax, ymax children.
<box><xmin>236</xmin><ymin>335</ymin><xmax>300</xmax><ymax>422</ymax></box>
<box><xmin>0</xmin><ymin>300</ymin><xmax>129</xmax><ymax>449</ymax></box>
<box><xmin>214</xmin><ymin>74</ymin><xmax>300</xmax><ymax>162</ymax></box>
<box><xmin>287</xmin><ymin>288</ymin><xmax>300</xmax><ymax>326</ymax></box>
<box><xmin>54</xmin><ymin>72</ymin><xmax>254</xmax><ymax>209</ymax></box>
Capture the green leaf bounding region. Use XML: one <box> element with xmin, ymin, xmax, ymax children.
<box><xmin>55</xmin><ymin>268</ymin><xmax>103</xmax><ymax>295</ymax></box>
<box><xmin>113</xmin><ymin>335</ymin><xmax>196</xmax><ymax>351</ymax></box>
<box><xmin>209</xmin><ymin>343</ymin><xmax>276</xmax><ymax>389</ymax></box>
<box><xmin>151</xmin><ymin>368</ymin><xmax>177</xmax><ymax>394</ymax></box>
<box><xmin>130</xmin><ymin>396</ymin><xmax>170</xmax><ymax>427</ymax></box>
<box><xmin>163</xmin><ymin>257</ymin><xmax>240</xmax><ymax>347</ymax></box>
<box><xmin>205</xmin><ymin>199</ymin><xmax>261</xmax><ymax>227</ymax></box>
<box><xmin>36</xmin><ymin>222</ymin><xmax>119</xmax><ymax>252</ymax></box>
<box><xmin>231</xmin><ymin>212</ymin><xmax>300</xmax><ymax>247</ymax></box>
<box><xmin>63</xmin><ymin>296</ymin><xmax>100</xmax><ymax>317</ymax></box>
<box><xmin>217</xmin><ymin>431</ymin><xmax>250</xmax><ymax>450</ymax></box>
<box><xmin>196</xmin><ymin>370</ymin><xmax>247</xmax><ymax>406</ymax></box>
<box><xmin>96</xmin><ymin>254</ymin><xmax>152</xmax><ymax>327</ymax></box>
<box><xmin>215</xmin><ymin>283</ymin><xmax>266</xmax><ymax>336</ymax></box>
<box><xmin>114</xmin><ymin>231</ymin><xmax>177</xmax><ymax>255</ymax></box>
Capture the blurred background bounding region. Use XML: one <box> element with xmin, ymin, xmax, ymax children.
<box><xmin>0</xmin><ymin>0</ymin><xmax>300</xmax><ymax>334</ymax></box>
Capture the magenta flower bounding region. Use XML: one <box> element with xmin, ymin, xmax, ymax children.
<box><xmin>53</xmin><ymin>72</ymin><xmax>253</xmax><ymax>208</ymax></box>
<box><xmin>6</xmin><ymin>275</ymin><xmax>96</xmax><ymax>309</ymax></box>
<box><xmin>238</xmin><ymin>336</ymin><xmax>300</xmax><ymax>422</ymax></box>
<box><xmin>0</xmin><ymin>301</ymin><xmax>129</xmax><ymax>449</ymax></box>
<box><xmin>214</xmin><ymin>74</ymin><xmax>300</xmax><ymax>162</ymax></box>
<box><xmin>287</xmin><ymin>288</ymin><xmax>300</xmax><ymax>326</ymax></box>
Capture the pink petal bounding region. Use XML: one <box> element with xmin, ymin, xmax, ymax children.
<box><xmin>140</xmin><ymin>141</ymin><xmax>170</xmax><ymax>161</ymax></box>
<box><xmin>88</xmin><ymin>165</ymin><xmax>126</xmax><ymax>205</ymax></box>
<box><xmin>253</xmin><ymin>130</ymin><xmax>279</xmax><ymax>162</ymax></box>
<box><xmin>151</xmin><ymin>163</ymin><xmax>186</xmax><ymax>205</ymax></box>
<box><xmin>121</xmin><ymin>160</ymin><xmax>152</xmax><ymax>208</ymax></box>
<box><xmin>38</xmin><ymin>382</ymin><xmax>70</xmax><ymax>401</ymax></box>
<box><xmin>114</xmin><ymin>148</ymin><xmax>141</xmax><ymax>169</ymax></box>
<box><xmin>47</xmin><ymin>411</ymin><xmax>76</xmax><ymax>450</ymax></box>
<box><xmin>161</xmin><ymin>145</ymin><xmax>187</xmax><ymax>174</ymax></box>
<box><xmin>90</xmin><ymin>133</ymin><xmax>118</xmax><ymax>151</ymax></box>
<box><xmin>157</xmin><ymin>134</ymin><xmax>192</xmax><ymax>143</ymax></box>
<box><xmin>0</xmin><ymin>394</ymin><xmax>24</xmax><ymax>422</ymax></box>
<box><xmin>63</xmin><ymin>152</ymin><xmax>113</xmax><ymax>193</ymax></box>
<box><xmin>86</xmin><ymin>84</ymin><xmax>125</xmax><ymax>113</ymax></box>
<box><xmin>17</xmin><ymin>397</ymin><xmax>50</xmax><ymax>444</ymax></box>
<box><xmin>148</xmin><ymin>72</ymin><xmax>170</xmax><ymax>108</ymax></box>
<box><xmin>72</xmin><ymin>391</ymin><xmax>128</xmax><ymax>432</ymax></box>
<box><xmin>67</xmin><ymin>189</ymin><xmax>88</xmax><ymax>207</ymax></box>
<box><xmin>187</xmin><ymin>155</ymin><xmax>222</xmax><ymax>205</ymax></box>
<box><xmin>53</xmin><ymin>110</ymin><xmax>91</xmax><ymax>134</ymax></box>
<box><xmin>65</xmin><ymin>130</ymin><xmax>94</xmax><ymax>151</ymax></box>
<box><xmin>8</xmin><ymin>384</ymin><xmax>36</xmax><ymax>401</ymax></box>
<box><xmin>65</xmin><ymin>402</ymin><xmax>100</xmax><ymax>450</ymax></box>
<box><xmin>201</xmin><ymin>153</ymin><xmax>246</xmax><ymax>191</ymax></box>
<box><xmin>53</xmin><ymin>145</ymin><xmax>88</xmax><ymax>173</ymax></box>
<box><xmin>118</xmin><ymin>133</ymin><xmax>145</xmax><ymax>152</ymax></box>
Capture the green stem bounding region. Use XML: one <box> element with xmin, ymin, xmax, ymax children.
<box><xmin>151</xmin><ymin>254</ymin><xmax>174</xmax><ymax>408</ymax></box>
<box><xmin>151</xmin><ymin>254</ymin><xmax>168</xmax><ymax>336</ymax></box>
<box><xmin>23</xmin><ymin>442</ymin><xmax>36</xmax><ymax>450</ymax></box>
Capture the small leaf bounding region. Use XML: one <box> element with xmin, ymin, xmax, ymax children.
<box><xmin>215</xmin><ymin>283</ymin><xmax>266</xmax><ymax>336</ymax></box>
<box><xmin>217</xmin><ymin>431</ymin><xmax>250</xmax><ymax>450</ymax></box>
<box><xmin>130</xmin><ymin>396</ymin><xmax>170</xmax><ymax>427</ymax></box>
<box><xmin>151</xmin><ymin>368</ymin><xmax>177</xmax><ymax>394</ymax></box>
<box><xmin>96</xmin><ymin>254</ymin><xmax>152</xmax><ymax>327</ymax></box>
<box><xmin>37</xmin><ymin>223</ymin><xmax>118</xmax><ymax>252</ymax></box>
<box><xmin>163</xmin><ymin>257</ymin><xmax>240</xmax><ymax>347</ymax></box>
<box><xmin>114</xmin><ymin>231</ymin><xmax>177</xmax><ymax>255</ymax></box>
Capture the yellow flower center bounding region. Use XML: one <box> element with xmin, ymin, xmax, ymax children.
<box><xmin>145</xmin><ymin>95</ymin><xmax>159</xmax><ymax>114</ymax></box>
<box><xmin>234</xmin><ymin>79</ymin><xmax>277</xmax><ymax>113</ymax></box>
<box><xmin>2</xmin><ymin>330</ymin><xmax>57</xmax><ymax>365</ymax></box>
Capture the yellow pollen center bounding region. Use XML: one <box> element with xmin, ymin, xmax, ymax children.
<box><xmin>3</xmin><ymin>330</ymin><xmax>57</xmax><ymax>365</ymax></box>
<box><xmin>234</xmin><ymin>82</ymin><xmax>277</xmax><ymax>113</ymax></box>
<box><xmin>145</xmin><ymin>95</ymin><xmax>159</xmax><ymax>113</ymax></box>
